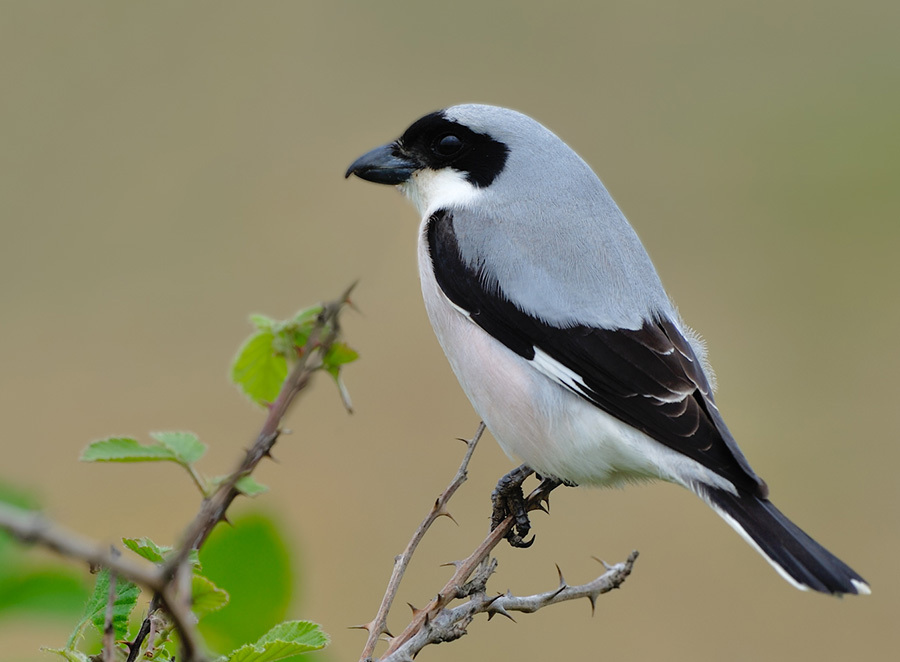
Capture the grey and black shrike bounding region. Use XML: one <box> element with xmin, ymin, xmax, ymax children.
<box><xmin>346</xmin><ymin>104</ymin><xmax>869</xmax><ymax>596</ymax></box>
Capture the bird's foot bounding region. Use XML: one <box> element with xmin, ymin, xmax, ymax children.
<box><xmin>491</xmin><ymin>466</ymin><xmax>565</xmax><ymax>548</ymax></box>
<box><xmin>491</xmin><ymin>464</ymin><xmax>536</xmax><ymax>547</ymax></box>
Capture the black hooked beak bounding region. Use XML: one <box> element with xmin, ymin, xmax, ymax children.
<box><xmin>345</xmin><ymin>143</ymin><xmax>418</xmax><ymax>185</ymax></box>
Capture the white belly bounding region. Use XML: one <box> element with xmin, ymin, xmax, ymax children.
<box><xmin>416</xmin><ymin>229</ymin><xmax>736</xmax><ymax>493</ymax></box>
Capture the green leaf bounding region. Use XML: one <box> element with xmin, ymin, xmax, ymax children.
<box><xmin>192</xmin><ymin>574</ymin><xmax>229</xmax><ymax>619</ymax></box>
<box><xmin>150</xmin><ymin>431</ymin><xmax>207</xmax><ymax>464</ymax></box>
<box><xmin>41</xmin><ymin>647</ymin><xmax>90</xmax><ymax>662</ymax></box>
<box><xmin>290</xmin><ymin>305</ymin><xmax>323</xmax><ymax>326</ymax></box>
<box><xmin>68</xmin><ymin>568</ymin><xmax>140</xmax><ymax>646</ymax></box>
<box><xmin>80</xmin><ymin>437</ymin><xmax>175</xmax><ymax>463</ymax></box>
<box><xmin>122</xmin><ymin>537</ymin><xmax>200</xmax><ymax>568</ymax></box>
<box><xmin>270</xmin><ymin>330</ymin><xmax>298</xmax><ymax>361</ymax></box>
<box><xmin>227</xmin><ymin>621</ymin><xmax>328</xmax><ymax>662</ymax></box>
<box><xmin>249</xmin><ymin>314</ymin><xmax>277</xmax><ymax>332</ymax></box>
<box><xmin>322</xmin><ymin>342</ymin><xmax>359</xmax><ymax>372</ymax></box>
<box><xmin>231</xmin><ymin>331</ymin><xmax>288</xmax><ymax>406</ymax></box>
<box><xmin>122</xmin><ymin>537</ymin><xmax>168</xmax><ymax>564</ymax></box>
<box><xmin>235</xmin><ymin>476</ymin><xmax>269</xmax><ymax>497</ymax></box>
<box><xmin>198</xmin><ymin>512</ymin><xmax>293</xmax><ymax>652</ymax></box>
<box><xmin>320</xmin><ymin>342</ymin><xmax>358</xmax><ymax>412</ymax></box>
<box><xmin>208</xmin><ymin>473</ymin><xmax>268</xmax><ymax>497</ymax></box>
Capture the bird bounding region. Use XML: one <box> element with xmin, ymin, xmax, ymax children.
<box><xmin>345</xmin><ymin>104</ymin><xmax>869</xmax><ymax>596</ymax></box>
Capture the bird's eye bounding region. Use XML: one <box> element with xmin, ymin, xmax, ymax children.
<box><xmin>433</xmin><ymin>133</ymin><xmax>463</xmax><ymax>156</ymax></box>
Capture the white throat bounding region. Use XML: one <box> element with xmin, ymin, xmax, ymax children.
<box><xmin>400</xmin><ymin>168</ymin><xmax>483</xmax><ymax>217</ymax></box>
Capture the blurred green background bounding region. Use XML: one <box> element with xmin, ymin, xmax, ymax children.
<box><xmin>1</xmin><ymin>1</ymin><xmax>898</xmax><ymax>660</ymax></box>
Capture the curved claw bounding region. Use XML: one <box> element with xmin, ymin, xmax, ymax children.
<box><xmin>508</xmin><ymin>534</ymin><xmax>535</xmax><ymax>549</ymax></box>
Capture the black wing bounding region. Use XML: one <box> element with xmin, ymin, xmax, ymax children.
<box><xmin>427</xmin><ymin>210</ymin><xmax>767</xmax><ymax>497</ymax></box>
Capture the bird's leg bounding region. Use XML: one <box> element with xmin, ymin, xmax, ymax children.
<box><xmin>491</xmin><ymin>464</ymin><xmax>536</xmax><ymax>547</ymax></box>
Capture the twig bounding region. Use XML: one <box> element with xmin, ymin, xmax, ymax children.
<box><xmin>376</xmin><ymin>477</ymin><xmax>559</xmax><ymax>659</ymax></box>
<box><xmin>163</xmin><ymin>282</ymin><xmax>355</xmax><ymax>575</ymax></box>
<box><xmin>384</xmin><ymin>552</ymin><xmax>639</xmax><ymax>662</ymax></box>
<box><xmin>124</xmin><ymin>284</ymin><xmax>350</xmax><ymax>660</ymax></box>
<box><xmin>125</xmin><ymin>595</ymin><xmax>158</xmax><ymax>662</ymax></box>
<box><xmin>0</xmin><ymin>504</ymin><xmax>162</xmax><ymax>589</ymax></box>
<box><xmin>102</xmin><ymin>546</ymin><xmax>119</xmax><ymax>662</ymax></box>
<box><xmin>486</xmin><ymin>551</ymin><xmax>638</xmax><ymax>616</ymax></box>
<box><xmin>357</xmin><ymin>423</ymin><xmax>486</xmax><ymax>662</ymax></box>
<box><xmin>0</xmin><ymin>285</ymin><xmax>357</xmax><ymax>662</ymax></box>
<box><xmin>0</xmin><ymin>503</ymin><xmax>203</xmax><ymax>659</ymax></box>
<box><xmin>175</xmin><ymin>557</ymin><xmax>195</xmax><ymax>662</ymax></box>
<box><xmin>137</xmin><ymin>284</ymin><xmax>353</xmax><ymax>660</ymax></box>
<box><xmin>155</xmin><ymin>586</ymin><xmax>202</xmax><ymax>661</ymax></box>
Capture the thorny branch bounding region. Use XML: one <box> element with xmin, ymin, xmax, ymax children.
<box><xmin>1</xmin><ymin>281</ymin><xmax>639</xmax><ymax>662</ymax></box>
<box><xmin>125</xmin><ymin>594</ymin><xmax>159</xmax><ymax>662</ymax></box>
<box><xmin>387</xmin><ymin>522</ymin><xmax>637</xmax><ymax>661</ymax></box>
<box><xmin>0</xmin><ymin>504</ymin><xmax>202</xmax><ymax>658</ymax></box>
<box><xmin>358</xmin><ymin>425</ymin><xmax>639</xmax><ymax>662</ymax></box>
<box><xmin>165</xmin><ymin>282</ymin><xmax>357</xmax><ymax>571</ymax></box>
<box><xmin>357</xmin><ymin>423</ymin><xmax>486</xmax><ymax>662</ymax></box>
<box><xmin>387</xmin><ymin>552</ymin><xmax>639</xmax><ymax>662</ymax></box>
<box><xmin>0</xmin><ymin>285</ymin><xmax>356</xmax><ymax>662</ymax></box>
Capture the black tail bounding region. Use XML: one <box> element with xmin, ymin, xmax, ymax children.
<box><xmin>700</xmin><ymin>486</ymin><xmax>869</xmax><ymax>596</ymax></box>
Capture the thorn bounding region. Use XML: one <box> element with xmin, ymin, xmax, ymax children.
<box><xmin>439</xmin><ymin>560</ymin><xmax>464</xmax><ymax>569</ymax></box>
<box><xmin>541</xmin><ymin>493</ymin><xmax>551</xmax><ymax>512</ymax></box>
<box><xmin>483</xmin><ymin>593</ymin><xmax>503</xmax><ymax>608</ymax></box>
<box><xmin>591</xmin><ymin>555</ymin><xmax>612</xmax><ymax>570</ymax></box>
<box><xmin>587</xmin><ymin>593</ymin><xmax>598</xmax><ymax>616</ymax></box>
<box><xmin>348</xmin><ymin>622</ymin><xmax>372</xmax><ymax>632</ymax></box>
<box><xmin>263</xmin><ymin>449</ymin><xmax>279</xmax><ymax>463</ymax></box>
<box><xmin>434</xmin><ymin>506</ymin><xmax>458</xmax><ymax>526</ymax></box>
<box><xmin>407</xmin><ymin>602</ymin><xmax>423</xmax><ymax>617</ymax></box>
<box><xmin>218</xmin><ymin>513</ymin><xmax>233</xmax><ymax>527</ymax></box>
<box><xmin>487</xmin><ymin>600</ymin><xmax>516</xmax><ymax>622</ymax></box>
<box><xmin>555</xmin><ymin>564</ymin><xmax>567</xmax><ymax>588</ymax></box>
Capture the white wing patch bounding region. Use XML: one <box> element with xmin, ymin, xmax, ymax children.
<box><xmin>532</xmin><ymin>344</ymin><xmax>692</xmax><ymax>406</ymax></box>
<box><xmin>440</xmin><ymin>300</ymin><xmax>594</xmax><ymax>401</ymax></box>
<box><xmin>531</xmin><ymin>347</ymin><xmax>590</xmax><ymax>395</ymax></box>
